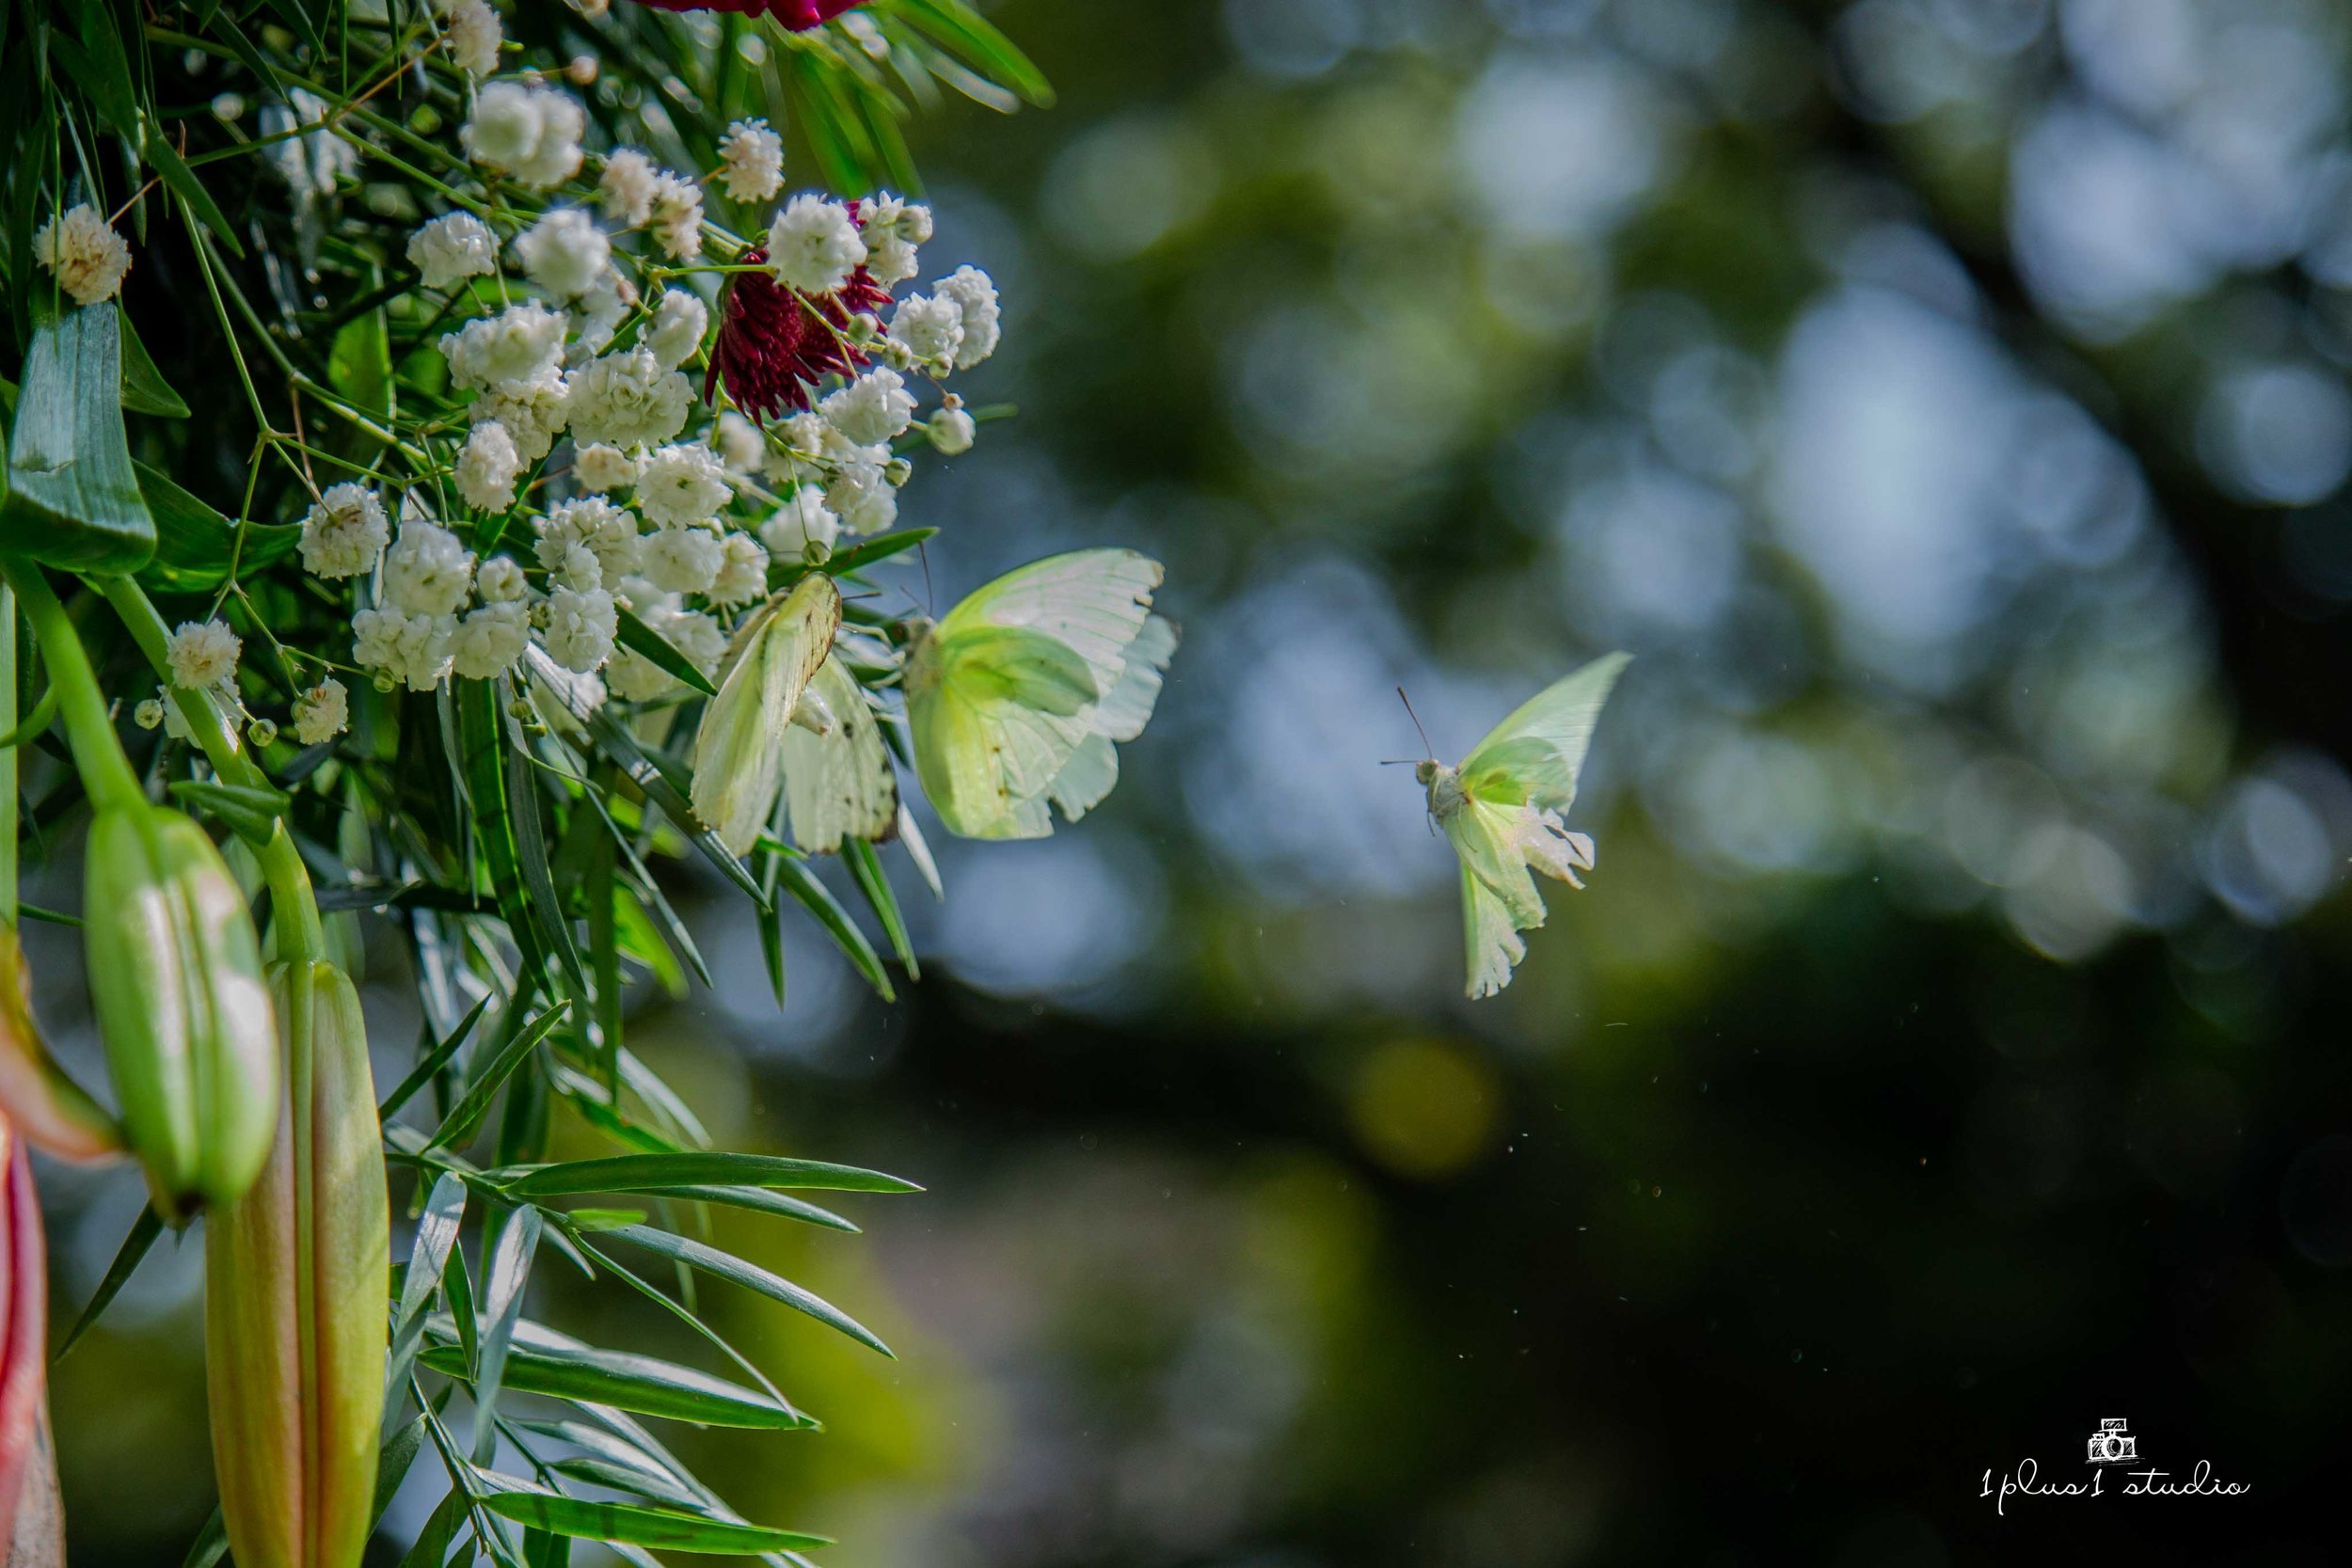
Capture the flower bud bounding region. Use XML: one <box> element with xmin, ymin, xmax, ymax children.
<box><xmin>206</xmin><ymin>960</ymin><xmax>387</xmax><ymax>1568</ymax></box>
<box><xmin>0</xmin><ymin>923</ymin><xmax>123</xmax><ymax>1163</ymax></box>
<box><xmin>0</xmin><ymin>1120</ymin><xmax>51</xmax><ymax>1549</ymax></box>
<box><xmin>83</xmin><ymin>805</ymin><xmax>277</xmax><ymax>1220</ymax></box>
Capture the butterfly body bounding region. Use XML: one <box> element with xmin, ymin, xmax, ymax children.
<box><xmin>1417</xmin><ymin>653</ymin><xmax>1629</xmax><ymax>998</ymax></box>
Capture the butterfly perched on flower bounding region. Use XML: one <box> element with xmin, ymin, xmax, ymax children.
<box><xmin>620</xmin><ymin>0</ymin><xmax>863</xmax><ymax>26</ymax></box>
<box><xmin>1406</xmin><ymin>654</ymin><xmax>1629</xmax><ymax>999</ymax></box>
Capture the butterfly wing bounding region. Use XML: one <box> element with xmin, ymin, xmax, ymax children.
<box><xmin>1045</xmin><ymin>614</ymin><xmax>1179</xmax><ymax>823</ymax></box>
<box><xmin>1458</xmin><ymin>651</ymin><xmax>1629</xmax><ymax>813</ymax></box>
<box><xmin>911</xmin><ymin>551</ymin><xmax>1167</xmax><ymax>840</ymax></box>
<box><xmin>691</xmin><ymin>575</ymin><xmax>840</xmax><ymax>855</ymax></box>
<box><xmin>782</xmin><ymin>654</ymin><xmax>898</xmax><ymax>853</ymax></box>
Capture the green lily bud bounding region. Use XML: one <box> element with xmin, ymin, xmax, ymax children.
<box><xmin>82</xmin><ymin>804</ymin><xmax>277</xmax><ymax>1220</ymax></box>
<box><xmin>206</xmin><ymin>960</ymin><xmax>387</xmax><ymax>1568</ymax></box>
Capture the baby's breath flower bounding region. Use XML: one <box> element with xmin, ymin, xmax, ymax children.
<box><xmin>535</xmin><ymin>497</ymin><xmax>640</xmax><ymax>584</ymax></box>
<box><xmin>291</xmin><ymin>679</ymin><xmax>350</xmax><ymax>744</ymax></box>
<box><xmin>716</xmin><ymin>411</ymin><xmax>765</xmax><ymax>476</ymax></box>
<box><xmin>441</xmin><ymin>301</ymin><xmax>568</xmax><ymax>391</ymax></box>
<box><xmin>707</xmin><ymin>531</ymin><xmax>771</xmax><ymax>608</ymax></box>
<box><xmin>513</xmin><ymin>208</ymin><xmax>610</xmax><ymax>300</ymax></box>
<box><xmin>649</xmin><ymin>174</ymin><xmax>706</xmax><ymax>261</ymax></box>
<box><xmin>566</xmin><ymin>347</ymin><xmax>691</xmax><ymax>450</ymax></box>
<box><xmin>640</xmin><ymin>525</ymin><xmax>725</xmax><ymax>594</ymax></box>
<box><xmin>407</xmin><ymin>212</ymin><xmax>498</xmax><ymax>290</ymax></box>
<box><xmin>298</xmin><ymin>482</ymin><xmax>390</xmax><ymax>578</ymax></box>
<box><xmin>384</xmin><ymin>522</ymin><xmax>478</xmax><ymax>617</ymax></box>
<box><xmin>34</xmin><ymin>204</ymin><xmax>132</xmax><ymax>307</ymax></box>
<box><xmin>438</xmin><ymin>0</ymin><xmax>502</xmax><ymax>77</ymax></box>
<box><xmin>456</xmin><ymin>421</ymin><xmax>524</xmax><ymax>513</ymax></box>
<box><xmin>464</xmin><ymin>84</ymin><xmax>583</xmax><ymax>188</ymax></box>
<box><xmin>540</xmin><ymin>586</ymin><xmax>618</xmax><ymax>673</ymax></box>
<box><xmin>936</xmin><ymin>265</ymin><xmax>1001</xmax><ymax>369</ymax></box>
<box><xmin>572</xmin><ymin>443</ymin><xmax>640</xmax><ymax>493</ymax></box>
<box><xmin>167</xmin><ymin>620</ymin><xmax>241</xmax><ymax>690</ymax></box>
<box><xmin>820</xmin><ymin>366</ymin><xmax>916</xmax><ymax>447</ymax></box>
<box><xmin>647</xmin><ymin>289</ymin><xmax>709</xmax><ymax>372</ymax></box>
<box><xmin>597</xmin><ymin>149</ymin><xmax>659</xmax><ymax>228</ymax></box>
<box><xmin>353</xmin><ymin>608</ymin><xmax>455</xmax><ymax>691</ymax></box>
<box><xmin>858</xmin><ymin>193</ymin><xmax>930</xmax><ymax>288</ymax></box>
<box><xmin>767</xmin><ymin>194</ymin><xmax>866</xmax><ymax>294</ymax></box>
<box><xmin>825</xmin><ymin>451</ymin><xmax>898</xmax><ymax>535</ymax></box>
<box><xmin>476</xmin><ymin>556</ymin><xmax>530</xmax><ymax>604</ymax></box>
<box><xmin>888</xmin><ymin>293</ymin><xmax>963</xmax><ymax>368</ymax></box>
<box><xmin>636</xmin><ymin>444</ymin><xmax>730</xmax><ymax>530</ymax></box>
<box><xmin>450</xmin><ymin>600</ymin><xmax>532</xmax><ymax>678</ymax></box>
<box><xmin>929</xmin><ymin>396</ymin><xmax>977</xmax><ymax>455</ymax></box>
<box><xmin>760</xmin><ymin>485</ymin><xmax>839</xmax><ymax>560</ymax></box>
<box><xmin>475</xmin><ymin>367</ymin><xmax>571</xmax><ymax>464</ymax></box>
<box><xmin>716</xmin><ymin>119</ymin><xmax>786</xmax><ymax>205</ymax></box>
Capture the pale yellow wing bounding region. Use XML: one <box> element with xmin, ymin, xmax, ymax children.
<box><xmin>691</xmin><ymin>576</ymin><xmax>839</xmax><ymax>854</ymax></box>
<box><xmin>782</xmin><ymin>655</ymin><xmax>898</xmax><ymax>853</ymax></box>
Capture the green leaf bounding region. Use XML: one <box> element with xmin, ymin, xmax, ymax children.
<box><xmin>896</xmin><ymin>0</ymin><xmax>1057</xmax><ymax>105</ymax></box>
<box><xmin>844</xmin><ymin>836</ymin><xmax>918</xmax><ymax>979</ymax></box>
<box><xmin>168</xmin><ymin>779</ymin><xmax>292</xmax><ymax>848</ymax></box>
<box><xmin>419</xmin><ymin>1323</ymin><xmax>814</xmax><ymax>1430</ymax></box>
<box><xmin>380</xmin><ymin>995</ymin><xmax>493</xmax><ymax>1121</ymax></box>
<box><xmin>385</xmin><ymin>1172</ymin><xmax>469</xmax><ymax>1422</ymax></box>
<box><xmin>427</xmin><ymin>1000</ymin><xmax>573</xmax><ymax>1151</ymax></box>
<box><xmin>661</xmin><ymin>1184</ymin><xmax>860</xmax><ymax>1234</ymax></box>
<box><xmin>177</xmin><ymin>1511</ymin><xmax>227</xmax><ymax>1568</ymax></box>
<box><xmin>329</xmin><ymin>304</ymin><xmax>396</xmax><ymax>426</ymax></box>
<box><xmin>473</xmin><ymin>1475</ymin><xmax>830</xmax><ymax>1554</ymax></box>
<box><xmin>55</xmin><ymin>1206</ymin><xmax>163</xmax><ymax>1361</ymax></box>
<box><xmin>134</xmin><ymin>462</ymin><xmax>302</xmax><ymax>593</ymax></box>
<box><xmin>774</xmin><ymin>854</ymin><xmax>895</xmax><ymax>1000</ymax></box>
<box><xmin>498</xmin><ymin>1151</ymin><xmax>919</xmax><ymax>1198</ymax></box>
<box><xmin>151</xmin><ymin>135</ymin><xmax>246</xmax><ymax>259</ymax></box>
<box><xmin>615</xmin><ymin>606</ymin><xmax>719</xmax><ymax>698</ymax></box>
<box><xmin>2</xmin><ymin>304</ymin><xmax>157</xmax><ymax>571</ymax></box>
<box><xmin>118</xmin><ymin>312</ymin><xmax>189</xmax><ymax>419</ymax></box>
<box><xmin>396</xmin><ymin>1489</ymin><xmax>469</xmax><ymax>1568</ymax></box>
<box><xmin>607</xmin><ymin>1225</ymin><xmax>895</xmax><ymax>1358</ymax></box>
<box><xmin>783</xmin><ymin>527</ymin><xmax>934</xmax><ymax>584</ymax></box>
<box><xmin>473</xmin><ymin>1205</ymin><xmax>544</xmax><ymax>1464</ymax></box>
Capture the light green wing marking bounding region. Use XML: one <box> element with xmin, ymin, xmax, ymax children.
<box><xmin>1460</xmin><ymin>865</ymin><xmax>1525</xmax><ymax>1002</ymax></box>
<box><xmin>691</xmin><ymin>575</ymin><xmax>840</xmax><ymax>855</ymax></box>
<box><xmin>782</xmin><ymin>655</ymin><xmax>898</xmax><ymax>853</ymax></box>
<box><xmin>1046</xmin><ymin>614</ymin><xmax>1179</xmax><ymax>823</ymax></box>
<box><xmin>912</xmin><ymin>553</ymin><xmax>1168</xmax><ymax>840</ymax></box>
<box><xmin>1458</xmin><ymin>651</ymin><xmax>1629</xmax><ymax>812</ymax></box>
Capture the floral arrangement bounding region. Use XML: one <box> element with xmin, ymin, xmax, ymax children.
<box><xmin>0</xmin><ymin>0</ymin><xmax>1160</xmax><ymax>1561</ymax></box>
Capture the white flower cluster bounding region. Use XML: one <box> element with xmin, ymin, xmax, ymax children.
<box><xmin>34</xmin><ymin>204</ymin><xmax>132</xmax><ymax>307</ymax></box>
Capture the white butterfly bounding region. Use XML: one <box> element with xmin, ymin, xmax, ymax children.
<box><xmin>780</xmin><ymin>652</ymin><xmax>898</xmax><ymax>853</ymax></box>
<box><xmin>1410</xmin><ymin>653</ymin><xmax>1629</xmax><ymax>999</ymax></box>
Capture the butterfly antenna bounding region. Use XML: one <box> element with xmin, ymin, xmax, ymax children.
<box><xmin>918</xmin><ymin>540</ymin><xmax>936</xmax><ymax>617</ymax></box>
<box><xmin>1396</xmin><ymin>687</ymin><xmax>1434</xmax><ymax>760</ymax></box>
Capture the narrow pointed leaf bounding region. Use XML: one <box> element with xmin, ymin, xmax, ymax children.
<box><xmin>499</xmin><ymin>1152</ymin><xmax>919</xmax><ymax>1198</ymax></box>
<box><xmin>607</xmin><ymin>1226</ymin><xmax>894</xmax><ymax>1358</ymax></box>
<box><xmin>2</xmin><ymin>303</ymin><xmax>156</xmax><ymax>570</ymax></box>
<box><xmin>473</xmin><ymin>1475</ymin><xmax>830</xmax><ymax>1554</ymax></box>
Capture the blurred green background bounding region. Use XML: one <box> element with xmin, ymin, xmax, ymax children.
<box><xmin>38</xmin><ymin>0</ymin><xmax>2352</xmax><ymax>1560</ymax></box>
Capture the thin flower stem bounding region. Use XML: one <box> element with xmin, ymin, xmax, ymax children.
<box><xmin>95</xmin><ymin>578</ymin><xmax>326</xmax><ymax>963</ymax></box>
<box><xmin>0</xmin><ymin>562</ymin><xmax>147</xmax><ymax>818</ymax></box>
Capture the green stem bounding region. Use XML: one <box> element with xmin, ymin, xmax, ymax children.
<box><xmin>0</xmin><ymin>586</ymin><xmax>16</xmax><ymax>926</ymax></box>
<box><xmin>0</xmin><ymin>560</ymin><xmax>148</xmax><ymax>816</ymax></box>
<box><xmin>94</xmin><ymin>577</ymin><xmax>326</xmax><ymax>963</ymax></box>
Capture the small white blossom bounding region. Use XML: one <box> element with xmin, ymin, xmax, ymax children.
<box><xmin>820</xmin><ymin>366</ymin><xmax>916</xmax><ymax>448</ymax></box>
<box><xmin>353</xmin><ymin>608</ymin><xmax>456</xmax><ymax>691</ymax></box>
<box><xmin>573</xmin><ymin>443</ymin><xmax>639</xmax><ymax>493</ymax></box>
<box><xmin>936</xmin><ymin>265</ymin><xmax>1001</xmax><ymax>369</ymax></box>
<box><xmin>407</xmin><ymin>212</ymin><xmax>498</xmax><ymax>291</ymax></box>
<box><xmin>646</xmin><ymin>290</ymin><xmax>709</xmax><ymax>372</ymax></box>
<box><xmin>604</xmin><ymin>647</ymin><xmax>675</xmax><ymax>703</ymax></box>
<box><xmin>464</xmin><ymin>84</ymin><xmax>583</xmax><ymax>188</ymax></box>
<box><xmin>715</xmin><ymin>411</ymin><xmax>764</xmax><ymax>475</ymax></box>
<box><xmin>929</xmin><ymin>399</ymin><xmax>976</xmax><ymax>455</ymax></box>
<box><xmin>649</xmin><ymin>175</ymin><xmax>705</xmax><ymax>261</ymax></box>
<box><xmin>715</xmin><ymin>119</ymin><xmax>786</xmax><ymax>205</ymax></box>
<box><xmin>767</xmin><ymin>194</ymin><xmax>866</xmax><ymax>294</ymax></box>
<box><xmin>298</xmin><ymin>482</ymin><xmax>390</xmax><ymax>578</ymax></box>
<box><xmin>637</xmin><ymin>445</ymin><xmax>731</xmax><ymax>529</ymax></box>
<box><xmin>825</xmin><ymin>452</ymin><xmax>898</xmax><ymax>534</ymax></box>
<box><xmin>548</xmin><ymin>542</ymin><xmax>602</xmax><ymax>592</ymax></box>
<box><xmin>541</xmin><ymin>587</ymin><xmax>618</xmax><ymax>673</ymax></box>
<box><xmin>535</xmin><ymin>496</ymin><xmax>641</xmax><ymax>583</ymax></box>
<box><xmin>888</xmin><ymin>293</ymin><xmax>963</xmax><ymax>367</ymax></box>
<box><xmin>33</xmin><ymin>205</ymin><xmax>132</xmax><ymax>307</ymax></box>
<box><xmin>859</xmin><ymin>193</ymin><xmax>930</xmax><ymax>287</ymax></box>
<box><xmin>450</xmin><ymin>599</ymin><xmax>532</xmax><ymax>678</ymax></box>
<box><xmin>514</xmin><ymin>209</ymin><xmax>610</xmax><ymax>300</ymax></box>
<box><xmin>384</xmin><ymin>522</ymin><xmax>478</xmax><ymax>616</ymax></box>
<box><xmin>439</xmin><ymin>0</ymin><xmax>502</xmax><ymax>76</ymax></box>
<box><xmin>639</xmin><ymin>525</ymin><xmax>725</xmax><ymax>594</ymax></box>
<box><xmin>167</xmin><ymin>620</ymin><xmax>240</xmax><ymax>690</ymax></box>
<box><xmin>475</xmin><ymin>367</ymin><xmax>570</xmax><ymax>465</ymax></box>
<box><xmin>574</xmin><ymin>275</ymin><xmax>631</xmax><ymax>356</ymax></box>
<box><xmin>441</xmin><ymin>301</ymin><xmax>568</xmax><ymax>391</ymax></box>
<box><xmin>598</xmin><ymin>150</ymin><xmax>659</xmax><ymax>228</ymax></box>
<box><xmin>707</xmin><ymin>531</ymin><xmax>771</xmax><ymax>608</ymax></box>
<box><xmin>292</xmin><ymin>679</ymin><xmax>350</xmax><ymax>745</ymax></box>
<box><xmin>456</xmin><ymin>420</ymin><xmax>524</xmax><ymax>512</ymax></box>
<box><xmin>565</xmin><ymin>347</ymin><xmax>692</xmax><ymax>449</ymax></box>
<box><xmin>760</xmin><ymin>485</ymin><xmax>839</xmax><ymax>560</ymax></box>
<box><xmin>476</xmin><ymin>555</ymin><xmax>530</xmax><ymax>602</ymax></box>
<box><xmin>511</xmin><ymin>91</ymin><xmax>586</xmax><ymax>188</ymax></box>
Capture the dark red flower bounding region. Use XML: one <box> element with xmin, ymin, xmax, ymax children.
<box><xmin>621</xmin><ymin>0</ymin><xmax>863</xmax><ymax>28</ymax></box>
<box><xmin>707</xmin><ymin>208</ymin><xmax>894</xmax><ymax>421</ymax></box>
